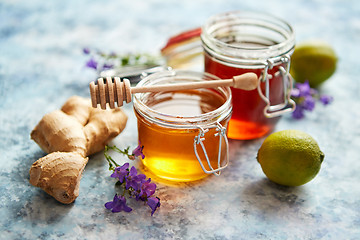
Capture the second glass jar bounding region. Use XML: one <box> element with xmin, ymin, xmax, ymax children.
<box><xmin>201</xmin><ymin>11</ymin><xmax>296</xmax><ymax>140</ymax></box>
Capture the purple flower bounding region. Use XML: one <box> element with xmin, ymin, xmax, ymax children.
<box><xmin>147</xmin><ymin>197</ymin><xmax>160</xmax><ymax>216</ymax></box>
<box><xmin>296</xmin><ymin>81</ymin><xmax>311</xmax><ymax>96</ymax></box>
<box><xmin>302</xmin><ymin>95</ymin><xmax>315</xmax><ymax>111</ymax></box>
<box><xmin>105</xmin><ymin>194</ymin><xmax>132</xmax><ymax>213</ymax></box>
<box><xmin>83</xmin><ymin>47</ymin><xmax>90</xmax><ymax>54</ymax></box>
<box><xmin>320</xmin><ymin>95</ymin><xmax>334</xmax><ymax>105</ymax></box>
<box><xmin>85</xmin><ymin>57</ymin><xmax>98</xmax><ymax>69</ymax></box>
<box><xmin>138</xmin><ymin>178</ymin><xmax>156</xmax><ymax>200</ymax></box>
<box><xmin>292</xmin><ymin>105</ymin><xmax>305</xmax><ymax>119</ymax></box>
<box><xmin>291</xmin><ymin>80</ymin><xmax>333</xmax><ymax>120</ymax></box>
<box><xmin>125</xmin><ymin>166</ymin><xmax>146</xmax><ymax>191</ymax></box>
<box><xmin>102</xmin><ymin>63</ymin><xmax>114</xmax><ymax>70</ymax></box>
<box><xmin>132</xmin><ymin>142</ymin><xmax>145</xmax><ymax>159</ymax></box>
<box><xmin>110</xmin><ymin>163</ymin><xmax>129</xmax><ymax>183</ymax></box>
<box><xmin>290</xmin><ymin>88</ymin><xmax>301</xmax><ymax>98</ymax></box>
<box><xmin>104</xmin><ymin>145</ymin><xmax>160</xmax><ymax>216</ymax></box>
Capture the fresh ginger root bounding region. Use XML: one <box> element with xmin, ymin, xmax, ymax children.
<box><xmin>29</xmin><ymin>152</ymin><xmax>88</xmax><ymax>204</ymax></box>
<box><xmin>29</xmin><ymin>96</ymin><xmax>127</xmax><ymax>204</ymax></box>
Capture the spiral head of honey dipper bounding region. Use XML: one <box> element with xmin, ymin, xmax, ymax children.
<box><xmin>89</xmin><ymin>77</ymin><xmax>132</xmax><ymax>109</ymax></box>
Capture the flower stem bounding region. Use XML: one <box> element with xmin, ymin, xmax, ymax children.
<box><xmin>104</xmin><ymin>146</ymin><xmax>121</xmax><ymax>171</ymax></box>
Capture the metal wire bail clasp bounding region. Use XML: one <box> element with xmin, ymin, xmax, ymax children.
<box><xmin>193</xmin><ymin>122</ymin><xmax>229</xmax><ymax>176</ymax></box>
<box><xmin>257</xmin><ymin>54</ymin><xmax>296</xmax><ymax>118</ymax></box>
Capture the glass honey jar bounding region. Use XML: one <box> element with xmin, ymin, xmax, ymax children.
<box><xmin>201</xmin><ymin>11</ymin><xmax>296</xmax><ymax>140</ymax></box>
<box><xmin>133</xmin><ymin>70</ymin><xmax>232</xmax><ymax>182</ymax></box>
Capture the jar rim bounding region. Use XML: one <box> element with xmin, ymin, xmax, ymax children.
<box><xmin>201</xmin><ymin>11</ymin><xmax>295</xmax><ymax>65</ymax></box>
<box><xmin>133</xmin><ymin>70</ymin><xmax>232</xmax><ymax>128</ymax></box>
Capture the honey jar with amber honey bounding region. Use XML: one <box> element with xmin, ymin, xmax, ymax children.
<box><xmin>133</xmin><ymin>70</ymin><xmax>232</xmax><ymax>182</ymax></box>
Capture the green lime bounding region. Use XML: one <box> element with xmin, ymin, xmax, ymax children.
<box><xmin>290</xmin><ymin>40</ymin><xmax>337</xmax><ymax>88</ymax></box>
<box><xmin>257</xmin><ymin>130</ymin><xmax>324</xmax><ymax>186</ymax></box>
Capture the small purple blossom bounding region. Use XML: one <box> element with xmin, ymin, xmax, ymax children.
<box><xmin>83</xmin><ymin>47</ymin><xmax>90</xmax><ymax>54</ymax></box>
<box><xmin>296</xmin><ymin>80</ymin><xmax>311</xmax><ymax>96</ymax></box>
<box><xmin>102</xmin><ymin>63</ymin><xmax>114</xmax><ymax>70</ymax></box>
<box><xmin>290</xmin><ymin>88</ymin><xmax>301</xmax><ymax>98</ymax></box>
<box><xmin>302</xmin><ymin>95</ymin><xmax>316</xmax><ymax>111</ymax></box>
<box><xmin>320</xmin><ymin>95</ymin><xmax>334</xmax><ymax>105</ymax></box>
<box><xmin>292</xmin><ymin>105</ymin><xmax>305</xmax><ymax>119</ymax></box>
<box><xmin>132</xmin><ymin>142</ymin><xmax>145</xmax><ymax>159</ymax></box>
<box><xmin>105</xmin><ymin>194</ymin><xmax>132</xmax><ymax>213</ymax></box>
<box><xmin>291</xmin><ymin>80</ymin><xmax>333</xmax><ymax>119</ymax></box>
<box><xmin>85</xmin><ymin>57</ymin><xmax>98</xmax><ymax>69</ymax></box>
<box><xmin>138</xmin><ymin>178</ymin><xmax>156</xmax><ymax>200</ymax></box>
<box><xmin>110</xmin><ymin>162</ymin><xmax>129</xmax><ymax>183</ymax></box>
<box><xmin>147</xmin><ymin>197</ymin><xmax>161</xmax><ymax>216</ymax></box>
<box><xmin>125</xmin><ymin>166</ymin><xmax>146</xmax><ymax>191</ymax></box>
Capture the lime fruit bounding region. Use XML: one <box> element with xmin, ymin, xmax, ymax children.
<box><xmin>290</xmin><ymin>40</ymin><xmax>337</xmax><ymax>88</ymax></box>
<box><xmin>257</xmin><ymin>130</ymin><xmax>325</xmax><ymax>186</ymax></box>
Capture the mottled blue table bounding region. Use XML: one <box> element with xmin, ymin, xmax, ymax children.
<box><xmin>1</xmin><ymin>0</ymin><xmax>359</xmax><ymax>239</ymax></box>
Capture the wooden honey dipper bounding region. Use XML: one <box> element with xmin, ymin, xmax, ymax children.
<box><xmin>89</xmin><ymin>72</ymin><xmax>258</xmax><ymax>109</ymax></box>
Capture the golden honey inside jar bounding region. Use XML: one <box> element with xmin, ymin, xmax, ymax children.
<box><xmin>133</xmin><ymin>70</ymin><xmax>232</xmax><ymax>182</ymax></box>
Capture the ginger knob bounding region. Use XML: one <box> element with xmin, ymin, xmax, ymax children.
<box><xmin>29</xmin><ymin>152</ymin><xmax>88</xmax><ymax>204</ymax></box>
<box><xmin>30</xmin><ymin>110</ymin><xmax>88</xmax><ymax>157</ymax></box>
<box><xmin>30</xmin><ymin>96</ymin><xmax>128</xmax><ymax>204</ymax></box>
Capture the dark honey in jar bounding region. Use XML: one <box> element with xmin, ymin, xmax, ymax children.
<box><xmin>201</xmin><ymin>11</ymin><xmax>296</xmax><ymax>140</ymax></box>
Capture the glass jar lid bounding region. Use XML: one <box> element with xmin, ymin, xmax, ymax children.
<box><xmin>133</xmin><ymin>70</ymin><xmax>232</xmax><ymax>128</ymax></box>
<box><xmin>201</xmin><ymin>11</ymin><xmax>295</xmax><ymax>67</ymax></box>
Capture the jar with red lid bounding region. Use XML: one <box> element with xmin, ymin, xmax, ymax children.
<box><xmin>201</xmin><ymin>11</ymin><xmax>296</xmax><ymax>140</ymax></box>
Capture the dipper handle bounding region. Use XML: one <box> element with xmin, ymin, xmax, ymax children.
<box><xmin>89</xmin><ymin>72</ymin><xmax>258</xmax><ymax>109</ymax></box>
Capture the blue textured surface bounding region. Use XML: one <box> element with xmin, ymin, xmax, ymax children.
<box><xmin>1</xmin><ymin>0</ymin><xmax>360</xmax><ymax>239</ymax></box>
